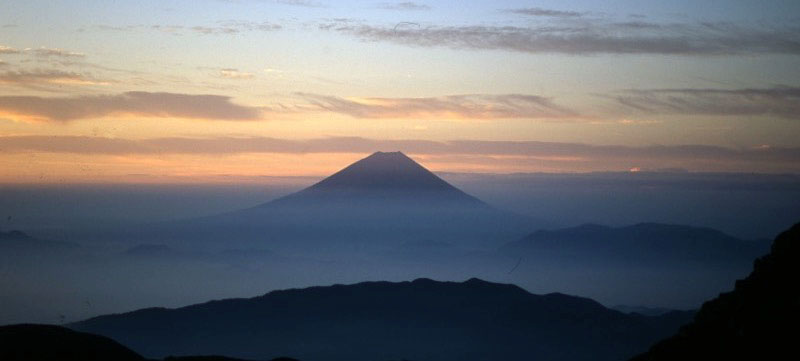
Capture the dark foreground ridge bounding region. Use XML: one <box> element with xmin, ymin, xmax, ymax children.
<box><xmin>71</xmin><ymin>278</ymin><xmax>693</xmax><ymax>361</ymax></box>
<box><xmin>0</xmin><ymin>324</ymin><xmax>143</xmax><ymax>361</ymax></box>
<box><xmin>631</xmin><ymin>222</ymin><xmax>800</xmax><ymax>360</ymax></box>
<box><xmin>0</xmin><ymin>324</ymin><xmax>297</xmax><ymax>361</ymax></box>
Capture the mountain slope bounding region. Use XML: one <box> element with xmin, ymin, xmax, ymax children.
<box><xmin>502</xmin><ymin>223</ymin><xmax>769</xmax><ymax>266</ymax></box>
<box><xmin>631</xmin><ymin>222</ymin><xmax>800</xmax><ymax>360</ymax></box>
<box><xmin>0</xmin><ymin>324</ymin><xmax>144</xmax><ymax>361</ymax></box>
<box><xmin>71</xmin><ymin>278</ymin><xmax>693</xmax><ymax>361</ymax></box>
<box><xmin>0</xmin><ymin>324</ymin><xmax>294</xmax><ymax>361</ymax></box>
<box><xmin>132</xmin><ymin>152</ymin><xmax>535</xmax><ymax>253</ymax></box>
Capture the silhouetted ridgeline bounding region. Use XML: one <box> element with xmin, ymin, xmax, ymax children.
<box><xmin>503</xmin><ymin>223</ymin><xmax>769</xmax><ymax>266</ymax></box>
<box><xmin>631</xmin><ymin>222</ymin><xmax>800</xmax><ymax>360</ymax></box>
<box><xmin>71</xmin><ymin>278</ymin><xmax>693</xmax><ymax>361</ymax></box>
<box><xmin>0</xmin><ymin>229</ymin><xmax>78</xmax><ymax>250</ymax></box>
<box><xmin>0</xmin><ymin>324</ymin><xmax>297</xmax><ymax>361</ymax></box>
<box><xmin>0</xmin><ymin>324</ymin><xmax>143</xmax><ymax>361</ymax></box>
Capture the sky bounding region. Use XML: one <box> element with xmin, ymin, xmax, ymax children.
<box><xmin>1</xmin><ymin>0</ymin><xmax>799</xmax><ymax>182</ymax></box>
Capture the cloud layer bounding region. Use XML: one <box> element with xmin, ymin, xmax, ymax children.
<box><xmin>505</xmin><ymin>7</ymin><xmax>584</xmax><ymax>18</ymax></box>
<box><xmin>296</xmin><ymin>93</ymin><xmax>578</xmax><ymax>119</ymax></box>
<box><xmin>0</xmin><ymin>69</ymin><xmax>108</xmax><ymax>88</ymax></box>
<box><xmin>2</xmin><ymin>135</ymin><xmax>796</xmax><ymax>163</ymax></box>
<box><xmin>324</xmin><ymin>21</ymin><xmax>800</xmax><ymax>55</ymax></box>
<box><xmin>614</xmin><ymin>87</ymin><xmax>800</xmax><ymax>120</ymax></box>
<box><xmin>0</xmin><ymin>91</ymin><xmax>262</xmax><ymax>122</ymax></box>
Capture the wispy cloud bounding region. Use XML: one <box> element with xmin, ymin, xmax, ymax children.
<box><xmin>378</xmin><ymin>2</ymin><xmax>430</xmax><ymax>11</ymax></box>
<box><xmin>151</xmin><ymin>21</ymin><xmax>281</xmax><ymax>35</ymax></box>
<box><xmin>0</xmin><ymin>45</ymin><xmax>20</xmax><ymax>54</ymax></box>
<box><xmin>0</xmin><ymin>91</ymin><xmax>262</xmax><ymax>122</ymax></box>
<box><xmin>2</xmin><ymin>135</ymin><xmax>796</xmax><ymax>159</ymax></box>
<box><xmin>25</xmin><ymin>47</ymin><xmax>85</xmax><ymax>58</ymax></box>
<box><xmin>2</xmin><ymin>135</ymin><xmax>797</xmax><ymax>172</ymax></box>
<box><xmin>295</xmin><ymin>93</ymin><xmax>579</xmax><ymax>119</ymax></box>
<box><xmin>275</xmin><ymin>0</ymin><xmax>324</xmax><ymax>8</ymax></box>
<box><xmin>219</xmin><ymin>68</ymin><xmax>255</xmax><ymax>79</ymax></box>
<box><xmin>323</xmin><ymin>20</ymin><xmax>800</xmax><ymax>55</ymax></box>
<box><xmin>613</xmin><ymin>86</ymin><xmax>800</xmax><ymax>120</ymax></box>
<box><xmin>0</xmin><ymin>69</ymin><xmax>109</xmax><ymax>88</ymax></box>
<box><xmin>504</xmin><ymin>7</ymin><xmax>584</xmax><ymax>18</ymax></box>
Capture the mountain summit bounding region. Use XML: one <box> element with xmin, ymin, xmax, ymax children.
<box><xmin>276</xmin><ymin>151</ymin><xmax>485</xmax><ymax>206</ymax></box>
<box><xmin>308</xmin><ymin>151</ymin><xmax>463</xmax><ymax>192</ymax></box>
<box><xmin>128</xmin><ymin>152</ymin><xmax>537</xmax><ymax>253</ymax></box>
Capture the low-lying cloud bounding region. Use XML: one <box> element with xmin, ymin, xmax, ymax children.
<box><xmin>505</xmin><ymin>7</ymin><xmax>584</xmax><ymax>18</ymax></box>
<box><xmin>0</xmin><ymin>69</ymin><xmax>108</xmax><ymax>88</ymax></box>
<box><xmin>324</xmin><ymin>20</ymin><xmax>800</xmax><ymax>55</ymax></box>
<box><xmin>296</xmin><ymin>93</ymin><xmax>578</xmax><ymax>119</ymax></box>
<box><xmin>378</xmin><ymin>2</ymin><xmax>430</xmax><ymax>11</ymax></box>
<box><xmin>25</xmin><ymin>47</ymin><xmax>85</xmax><ymax>58</ymax></box>
<box><xmin>0</xmin><ymin>91</ymin><xmax>262</xmax><ymax>122</ymax></box>
<box><xmin>614</xmin><ymin>86</ymin><xmax>800</xmax><ymax>120</ymax></box>
<box><xmin>2</xmin><ymin>135</ymin><xmax>797</xmax><ymax>164</ymax></box>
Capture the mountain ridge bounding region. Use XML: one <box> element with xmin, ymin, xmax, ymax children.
<box><xmin>70</xmin><ymin>277</ymin><xmax>693</xmax><ymax>361</ymax></box>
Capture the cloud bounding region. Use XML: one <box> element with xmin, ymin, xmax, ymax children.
<box><xmin>0</xmin><ymin>91</ymin><xmax>262</xmax><ymax>122</ymax></box>
<box><xmin>295</xmin><ymin>93</ymin><xmax>579</xmax><ymax>119</ymax></box>
<box><xmin>613</xmin><ymin>86</ymin><xmax>800</xmax><ymax>120</ymax></box>
<box><xmin>2</xmin><ymin>135</ymin><xmax>797</xmax><ymax>172</ymax></box>
<box><xmin>505</xmin><ymin>7</ymin><xmax>583</xmax><ymax>18</ymax></box>
<box><xmin>323</xmin><ymin>20</ymin><xmax>800</xmax><ymax>55</ymax></box>
<box><xmin>275</xmin><ymin>0</ymin><xmax>324</xmax><ymax>7</ymax></box>
<box><xmin>191</xmin><ymin>26</ymin><xmax>240</xmax><ymax>35</ymax></box>
<box><xmin>25</xmin><ymin>47</ymin><xmax>85</xmax><ymax>58</ymax></box>
<box><xmin>0</xmin><ymin>45</ymin><xmax>20</xmax><ymax>54</ymax></box>
<box><xmin>219</xmin><ymin>68</ymin><xmax>255</xmax><ymax>79</ymax></box>
<box><xmin>151</xmin><ymin>21</ymin><xmax>281</xmax><ymax>35</ymax></box>
<box><xmin>378</xmin><ymin>2</ymin><xmax>430</xmax><ymax>11</ymax></box>
<box><xmin>0</xmin><ymin>69</ymin><xmax>109</xmax><ymax>88</ymax></box>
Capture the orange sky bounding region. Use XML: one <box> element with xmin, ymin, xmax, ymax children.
<box><xmin>1</xmin><ymin>1</ymin><xmax>799</xmax><ymax>182</ymax></box>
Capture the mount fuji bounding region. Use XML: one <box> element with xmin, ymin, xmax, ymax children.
<box><xmin>130</xmin><ymin>152</ymin><xmax>537</xmax><ymax>254</ymax></box>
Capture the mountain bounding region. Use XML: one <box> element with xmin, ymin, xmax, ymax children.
<box><xmin>0</xmin><ymin>229</ymin><xmax>78</xmax><ymax>252</ymax></box>
<box><xmin>502</xmin><ymin>223</ymin><xmax>769</xmax><ymax>266</ymax></box>
<box><xmin>131</xmin><ymin>152</ymin><xmax>536</xmax><ymax>254</ymax></box>
<box><xmin>631</xmin><ymin>221</ymin><xmax>800</xmax><ymax>360</ymax></box>
<box><xmin>0</xmin><ymin>324</ymin><xmax>295</xmax><ymax>361</ymax></box>
<box><xmin>71</xmin><ymin>278</ymin><xmax>693</xmax><ymax>361</ymax></box>
<box><xmin>0</xmin><ymin>324</ymin><xmax>144</xmax><ymax>361</ymax></box>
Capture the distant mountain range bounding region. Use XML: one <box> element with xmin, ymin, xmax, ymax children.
<box><xmin>0</xmin><ymin>229</ymin><xmax>78</xmax><ymax>251</ymax></box>
<box><xmin>129</xmin><ymin>152</ymin><xmax>536</xmax><ymax>253</ymax></box>
<box><xmin>502</xmin><ymin>223</ymin><xmax>769</xmax><ymax>266</ymax></box>
<box><xmin>631</xmin><ymin>222</ymin><xmax>799</xmax><ymax>360</ymax></box>
<box><xmin>71</xmin><ymin>278</ymin><xmax>693</xmax><ymax>361</ymax></box>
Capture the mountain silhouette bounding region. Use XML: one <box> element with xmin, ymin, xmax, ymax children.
<box><xmin>630</xmin><ymin>221</ymin><xmax>800</xmax><ymax>360</ymax></box>
<box><xmin>0</xmin><ymin>324</ymin><xmax>297</xmax><ymax>361</ymax></box>
<box><xmin>0</xmin><ymin>324</ymin><xmax>144</xmax><ymax>361</ymax></box>
<box><xmin>295</xmin><ymin>151</ymin><xmax>482</xmax><ymax>197</ymax></box>
<box><xmin>0</xmin><ymin>229</ymin><xmax>78</xmax><ymax>251</ymax></box>
<box><xmin>71</xmin><ymin>278</ymin><xmax>693</xmax><ymax>361</ymax></box>
<box><xmin>502</xmin><ymin>223</ymin><xmax>769</xmax><ymax>266</ymax></box>
<box><xmin>129</xmin><ymin>152</ymin><xmax>536</xmax><ymax>253</ymax></box>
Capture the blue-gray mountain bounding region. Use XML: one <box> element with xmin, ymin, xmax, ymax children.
<box><xmin>71</xmin><ymin>278</ymin><xmax>693</xmax><ymax>361</ymax></box>
<box><xmin>502</xmin><ymin>223</ymin><xmax>770</xmax><ymax>266</ymax></box>
<box><xmin>124</xmin><ymin>151</ymin><xmax>536</xmax><ymax>254</ymax></box>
